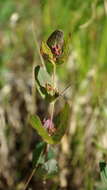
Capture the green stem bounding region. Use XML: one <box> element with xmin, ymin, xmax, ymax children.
<box><xmin>23</xmin><ymin>167</ymin><xmax>36</xmax><ymax>190</ymax></box>
<box><xmin>50</xmin><ymin>101</ymin><xmax>55</xmax><ymax>122</ymax></box>
<box><xmin>52</xmin><ymin>61</ymin><xmax>56</xmax><ymax>88</ymax></box>
<box><xmin>50</xmin><ymin>61</ymin><xmax>56</xmax><ymax>122</ymax></box>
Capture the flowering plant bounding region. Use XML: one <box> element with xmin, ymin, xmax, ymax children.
<box><xmin>24</xmin><ymin>30</ymin><xmax>70</xmax><ymax>189</ymax></box>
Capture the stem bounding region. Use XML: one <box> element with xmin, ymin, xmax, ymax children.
<box><xmin>23</xmin><ymin>167</ymin><xmax>36</xmax><ymax>190</ymax></box>
<box><xmin>50</xmin><ymin>61</ymin><xmax>56</xmax><ymax>122</ymax></box>
<box><xmin>52</xmin><ymin>61</ymin><xmax>56</xmax><ymax>88</ymax></box>
<box><xmin>50</xmin><ymin>101</ymin><xmax>55</xmax><ymax>122</ymax></box>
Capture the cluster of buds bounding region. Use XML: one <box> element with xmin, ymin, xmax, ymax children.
<box><xmin>47</xmin><ymin>30</ymin><xmax>64</xmax><ymax>62</ymax></box>
<box><xmin>51</xmin><ymin>44</ymin><xmax>62</xmax><ymax>56</ymax></box>
<box><xmin>40</xmin><ymin>29</ymin><xmax>67</xmax><ymax>64</ymax></box>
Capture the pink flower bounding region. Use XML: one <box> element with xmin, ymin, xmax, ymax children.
<box><xmin>43</xmin><ymin>118</ymin><xmax>56</xmax><ymax>136</ymax></box>
<box><xmin>51</xmin><ymin>44</ymin><xmax>62</xmax><ymax>56</ymax></box>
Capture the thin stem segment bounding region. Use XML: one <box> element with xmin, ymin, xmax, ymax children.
<box><xmin>23</xmin><ymin>167</ymin><xmax>36</xmax><ymax>190</ymax></box>
<box><xmin>50</xmin><ymin>61</ymin><xmax>56</xmax><ymax>123</ymax></box>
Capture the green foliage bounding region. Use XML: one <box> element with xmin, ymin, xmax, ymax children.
<box><xmin>30</xmin><ymin>115</ymin><xmax>54</xmax><ymax>144</ymax></box>
<box><xmin>99</xmin><ymin>161</ymin><xmax>107</xmax><ymax>184</ymax></box>
<box><xmin>56</xmin><ymin>38</ymin><xmax>70</xmax><ymax>65</ymax></box>
<box><xmin>40</xmin><ymin>41</ymin><xmax>54</xmax><ymax>74</ymax></box>
<box><xmin>40</xmin><ymin>41</ymin><xmax>54</xmax><ymax>62</ymax></box>
<box><xmin>30</xmin><ymin>102</ymin><xmax>70</xmax><ymax>144</ymax></box>
<box><xmin>33</xmin><ymin>143</ymin><xmax>58</xmax><ymax>179</ymax></box>
<box><xmin>32</xmin><ymin>142</ymin><xmax>46</xmax><ymax>168</ymax></box>
<box><xmin>52</xmin><ymin>102</ymin><xmax>70</xmax><ymax>143</ymax></box>
<box><xmin>36</xmin><ymin>159</ymin><xmax>58</xmax><ymax>179</ymax></box>
<box><xmin>35</xmin><ymin>65</ymin><xmax>52</xmax><ymax>88</ymax></box>
<box><xmin>34</xmin><ymin>65</ymin><xmax>59</xmax><ymax>102</ymax></box>
<box><xmin>47</xmin><ymin>146</ymin><xmax>56</xmax><ymax>160</ymax></box>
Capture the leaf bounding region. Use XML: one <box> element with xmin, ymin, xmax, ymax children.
<box><xmin>40</xmin><ymin>41</ymin><xmax>54</xmax><ymax>62</ymax></box>
<box><xmin>34</xmin><ymin>65</ymin><xmax>59</xmax><ymax>102</ymax></box>
<box><xmin>45</xmin><ymin>60</ymin><xmax>54</xmax><ymax>75</ymax></box>
<box><xmin>47</xmin><ymin>146</ymin><xmax>56</xmax><ymax>160</ymax></box>
<box><xmin>29</xmin><ymin>103</ymin><xmax>70</xmax><ymax>145</ymax></box>
<box><xmin>34</xmin><ymin>65</ymin><xmax>46</xmax><ymax>98</ymax></box>
<box><xmin>40</xmin><ymin>41</ymin><xmax>54</xmax><ymax>75</ymax></box>
<box><xmin>29</xmin><ymin>115</ymin><xmax>55</xmax><ymax>144</ymax></box>
<box><xmin>56</xmin><ymin>38</ymin><xmax>70</xmax><ymax>65</ymax></box>
<box><xmin>36</xmin><ymin>159</ymin><xmax>58</xmax><ymax>179</ymax></box>
<box><xmin>44</xmin><ymin>159</ymin><xmax>58</xmax><ymax>176</ymax></box>
<box><xmin>32</xmin><ymin>142</ymin><xmax>46</xmax><ymax>168</ymax></box>
<box><xmin>52</xmin><ymin>102</ymin><xmax>70</xmax><ymax>143</ymax></box>
<box><xmin>99</xmin><ymin>161</ymin><xmax>107</xmax><ymax>184</ymax></box>
<box><xmin>34</xmin><ymin>65</ymin><xmax>52</xmax><ymax>90</ymax></box>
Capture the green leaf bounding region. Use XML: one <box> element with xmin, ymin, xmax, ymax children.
<box><xmin>40</xmin><ymin>41</ymin><xmax>54</xmax><ymax>62</ymax></box>
<box><xmin>37</xmin><ymin>65</ymin><xmax>52</xmax><ymax>87</ymax></box>
<box><xmin>34</xmin><ymin>65</ymin><xmax>46</xmax><ymax>98</ymax></box>
<box><xmin>34</xmin><ymin>65</ymin><xmax>59</xmax><ymax>102</ymax></box>
<box><xmin>36</xmin><ymin>159</ymin><xmax>58</xmax><ymax>179</ymax></box>
<box><xmin>32</xmin><ymin>142</ymin><xmax>46</xmax><ymax>168</ymax></box>
<box><xmin>99</xmin><ymin>161</ymin><xmax>107</xmax><ymax>184</ymax></box>
<box><xmin>52</xmin><ymin>102</ymin><xmax>70</xmax><ymax>143</ymax></box>
<box><xmin>56</xmin><ymin>38</ymin><xmax>70</xmax><ymax>65</ymax></box>
<box><xmin>44</xmin><ymin>159</ymin><xmax>58</xmax><ymax>176</ymax></box>
<box><xmin>40</xmin><ymin>41</ymin><xmax>54</xmax><ymax>75</ymax></box>
<box><xmin>29</xmin><ymin>115</ymin><xmax>54</xmax><ymax>144</ymax></box>
<box><xmin>34</xmin><ymin>65</ymin><xmax>52</xmax><ymax>91</ymax></box>
<box><xmin>45</xmin><ymin>60</ymin><xmax>54</xmax><ymax>75</ymax></box>
<box><xmin>29</xmin><ymin>103</ymin><xmax>70</xmax><ymax>145</ymax></box>
<box><xmin>47</xmin><ymin>146</ymin><xmax>56</xmax><ymax>160</ymax></box>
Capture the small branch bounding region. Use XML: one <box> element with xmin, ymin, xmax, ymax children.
<box><xmin>23</xmin><ymin>167</ymin><xmax>36</xmax><ymax>190</ymax></box>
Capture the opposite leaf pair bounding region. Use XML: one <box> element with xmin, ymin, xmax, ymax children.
<box><xmin>30</xmin><ymin>103</ymin><xmax>70</xmax><ymax>144</ymax></box>
<box><xmin>35</xmin><ymin>65</ymin><xmax>59</xmax><ymax>102</ymax></box>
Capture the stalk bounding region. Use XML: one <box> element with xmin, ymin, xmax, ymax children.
<box><xmin>23</xmin><ymin>168</ymin><xmax>36</xmax><ymax>190</ymax></box>
<box><xmin>50</xmin><ymin>61</ymin><xmax>56</xmax><ymax>123</ymax></box>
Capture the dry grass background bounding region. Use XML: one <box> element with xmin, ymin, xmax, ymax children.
<box><xmin>0</xmin><ymin>0</ymin><xmax>107</xmax><ymax>189</ymax></box>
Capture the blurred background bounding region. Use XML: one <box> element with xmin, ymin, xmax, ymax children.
<box><xmin>0</xmin><ymin>0</ymin><xmax>107</xmax><ymax>189</ymax></box>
